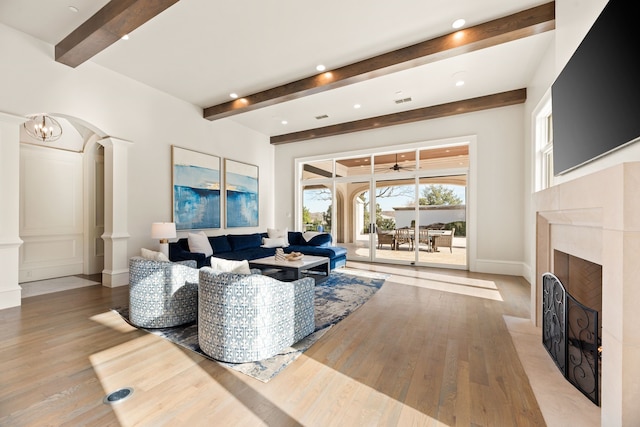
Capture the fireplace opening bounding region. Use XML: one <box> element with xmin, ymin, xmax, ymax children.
<box><xmin>542</xmin><ymin>251</ymin><xmax>602</xmax><ymax>406</ymax></box>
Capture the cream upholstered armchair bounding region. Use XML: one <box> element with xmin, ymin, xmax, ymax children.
<box><xmin>128</xmin><ymin>257</ymin><xmax>199</xmax><ymax>328</ymax></box>
<box><xmin>198</xmin><ymin>268</ymin><xmax>315</xmax><ymax>363</ymax></box>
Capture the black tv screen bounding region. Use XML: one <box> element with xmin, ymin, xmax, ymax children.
<box><xmin>551</xmin><ymin>0</ymin><xmax>640</xmax><ymax>175</ymax></box>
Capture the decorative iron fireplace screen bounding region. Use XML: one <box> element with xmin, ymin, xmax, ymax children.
<box><xmin>542</xmin><ymin>273</ymin><xmax>600</xmax><ymax>406</ymax></box>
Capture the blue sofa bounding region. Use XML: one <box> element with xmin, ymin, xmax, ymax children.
<box><xmin>169</xmin><ymin>231</ymin><xmax>347</xmax><ymax>270</ymax></box>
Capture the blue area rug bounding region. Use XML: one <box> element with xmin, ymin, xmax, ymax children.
<box><xmin>114</xmin><ymin>268</ymin><xmax>388</xmax><ymax>382</ymax></box>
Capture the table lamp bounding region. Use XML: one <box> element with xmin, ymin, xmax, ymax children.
<box><xmin>151</xmin><ymin>222</ymin><xmax>176</xmax><ymax>258</ymax></box>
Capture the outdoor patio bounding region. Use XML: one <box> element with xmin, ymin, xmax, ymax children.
<box><xmin>342</xmin><ymin>236</ymin><xmax>467</xmax><ymax>267</ymax></box>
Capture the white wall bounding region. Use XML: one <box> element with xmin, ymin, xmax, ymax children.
<box><xmin>394</xmin><ymin>206</ymin><xmax>466</xmax><ymax>229</ymax></box>
<box><xmin>0</xmin><ymin>24</ymin><xmax>273</xmax><ymax>301</ymax></box>
<box><xmin>275</xmin><ymin>105</ymin><xmax>526</xmax><ymax>276</ymax></box>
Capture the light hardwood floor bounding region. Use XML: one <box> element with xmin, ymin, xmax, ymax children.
<box><xmin>2</xmin><ymin>263</ymin><xmax>554</xmax><ymax>426</ymax></box>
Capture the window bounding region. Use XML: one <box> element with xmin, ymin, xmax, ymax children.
<box><xmin>542</xmin><ymin>114</ymin><xmax>553</xmax><ymax>189</ymax></box>
<box><xmin>535</xmin><ymin>93</ymin><xmax>553</xmax><ymax>191</ymax></box>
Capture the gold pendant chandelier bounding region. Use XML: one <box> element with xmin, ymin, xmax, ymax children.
<box><xmin>23</xmin><ymin>114</ymin><xmax>63</xmax><ymax>142</ymax></box>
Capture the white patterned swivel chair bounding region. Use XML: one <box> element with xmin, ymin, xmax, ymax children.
<box><xmin>198</xmin><ymin>268</ymin><xmax>315</xmax><ymax>363</ymax></box>
<box><xmin>128</xmin><ymin>257</ymin><xmax>199</xmax><ymax>328</ymax></box>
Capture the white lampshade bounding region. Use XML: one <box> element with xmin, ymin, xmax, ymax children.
<box><xmin>151</xmin><ymin>222</ymin><xmax>176</xmax><ymax>259</ymax></box>
<box><xmin>151</xmin><ymin>222</ymin><xmax>176</xmax><ymax>240</ymax></box>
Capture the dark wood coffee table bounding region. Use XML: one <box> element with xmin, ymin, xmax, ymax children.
<box><xmin>249</xmin><ymin>255</ymin><xmax>330</xmax><ymax>284</ymax></box>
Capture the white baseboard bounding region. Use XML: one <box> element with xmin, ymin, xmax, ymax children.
<box><xmin>102</xmin><ymin>270</ymin><xmax>129</xmax><ymax>288</ymax></box>
<box><xmin>19</xmin><ymin>263</ymin><xmax>83</xmax><ymax>283</ymax></box>
<box><xmin>473</xmin><ymin>259</ymin><xmax>528</xmax><ymax>277</ymax></box>
<box><xmin>521</xmin><ymin>263</ymin><xmax>533</xmax><ymax>284</ymax></box>
<box><xmin>0</xmin><ymin>287</ymin><xmax>22</xmax><ymax>309</ymax></box>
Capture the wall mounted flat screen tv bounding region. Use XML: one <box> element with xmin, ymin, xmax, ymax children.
<box><xmin>551</xmin><ymin>0</ymin><xmax>640</xmax><ymax>175</ymax></box>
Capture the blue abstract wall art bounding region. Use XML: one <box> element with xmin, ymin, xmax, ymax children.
<box><xmin>172</xmin><ymin>146</ymin><xmax>221</xmax><ymax>229</ymax></box>
<box><xmin>225</xmin><ymin>159</ymin><xmax>258</xmax><ymax>227</ymax></box>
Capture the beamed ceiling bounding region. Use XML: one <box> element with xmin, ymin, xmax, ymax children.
<box><xmin>0</xmin><ymin>0</ymin><xmax>555</xmax><ymax>145</ymax></box>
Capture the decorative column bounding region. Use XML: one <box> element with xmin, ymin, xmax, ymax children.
<box><xmin>100</xmin><ymin>137</ymin><xmax>132</xmax><ymax>287</ymax></box>
<box><xmin>0</xmin><ymin>112</ymin><xmax>25</xmax><ymax>309</ymax></box>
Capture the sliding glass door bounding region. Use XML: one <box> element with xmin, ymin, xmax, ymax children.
<box><xmin>415</xmin><ymin>175</ymin><xmax>467</xmax><ymax>267</ymax></box>
<box><xmin>297</xmin><ymin>142</ymin><xmax>469</xmax><ymax>270</ymax></box>
<box><xmin>302</xmin><ymin>183</ymin><xmax>332</xmax><ymax>233</ymax></box>
<box><xmin>373</xmin><ymin>176</ymin><xmax>416</xmax><ymax>264</ymax></box>
<box><xmin>345</xmin><ymin>180</ymin><xmax>373</xmax><ymax>261</ymax></box>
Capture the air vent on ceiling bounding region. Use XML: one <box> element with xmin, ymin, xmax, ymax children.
<box><xmin>315</xmin><ymin>114</ymin><xmax>329</xmax><ymax>120</ymax></box>
<box><xmin>394</xmin><ymin>97</ymin><xmax>412</xmax><ymax>104</ymax></box>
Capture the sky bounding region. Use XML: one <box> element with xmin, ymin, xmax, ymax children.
<box><xmin>304</xmin><ymin>184</ymin><xmax>466</xmax><ymax>213</ymax></box>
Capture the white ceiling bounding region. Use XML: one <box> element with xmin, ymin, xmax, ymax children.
<box><xmin>0</xmin><ymin>0</ymin><xmax>554</xmax><ymax>138</ymax></box>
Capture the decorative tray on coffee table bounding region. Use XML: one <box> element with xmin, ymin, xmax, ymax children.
<box><xmin>285</xmin><ymin>252</ymin><xmax>304</xmax><ymax>261</ymax></box>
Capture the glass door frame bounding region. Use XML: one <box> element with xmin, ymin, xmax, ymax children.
<box><xmin>294</xmin><ymin>136</ymin><xmax>475</xmax><ymax>269</ymax></box>
<box><xmin>337</xmin><ymin>175</ymin><xmax>375</xmax><ymax>262</ymax></box>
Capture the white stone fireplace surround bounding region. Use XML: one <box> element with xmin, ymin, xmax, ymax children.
<box><xmin>535</xmin><ymin>162</ymin><xmax>640</xmax><ymax>426</ymax></box>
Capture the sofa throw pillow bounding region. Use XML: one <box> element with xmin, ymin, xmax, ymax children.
<box><xmin>267</xmin><ymin>227</ymin><xmax>289</xmax><ymax>246</ymax></box>
<box><xmin>261</xmin><ymin>237</ymin><xmax>286</xmax><ymax>248</ymax></box>
<box><xmin>140</xmin><ymin>248</ymin><xmax>170</xmax><ymax>262</ymax></box>
<box><xmin>210</xmin><ymin>235</ymin><xmax>232</xmax><ymax>253</ymax></box>
<box><xmin>302</xmin><ymin>231</ymin><xmax>321</xmax><ymax>242</ymax></box>
<box><xmin>188</xmin><ymin>231</ymin><xmax>213</xmax><ymax>257</ymax></box>
<box><xmin>210</xmin><ymin>257</ymin><xmax>251</xmax><ymax>275</ymax></box>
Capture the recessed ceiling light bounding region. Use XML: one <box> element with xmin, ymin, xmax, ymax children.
<box><xmin>452</xmin><ymin>18</ymin><xmax>466</xmax><ymax>29</ymax></box>
<box><xmin>121</xmin><ymin>34</ymin><xmax>129</xmax><ymax>40</ymax></box>
<box><xmin>353</xmin><ymin>104</ymin><xmax>361</xmax><ymax>109</ymax></box>
<box><xmin>69</xmin><ymin>6</ymin><xmax>79</xmax><ymax>13</ymax></box>
<box><xmin>316</xmin><ymin>64</ymin><xmax>326</xmax><ymax>72</ymax></box>
<box><xmin>230</xmin><ymin>93</ymin><xmax>238</xmax><ymax>99</ymax></box>
<box><xmin>281</xmin><ymin>120</ymin><xmax>288</xmax><ymax>125</ymax></box>
<box><xmin>453</xmin><ymin>71</ymin><xmax>466</xmax><ymax>87</ymax></box>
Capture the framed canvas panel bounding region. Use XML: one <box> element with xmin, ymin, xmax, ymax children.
<box><xmin>172</xmin><ymin>146</ymin><xmax>221</xmax><ymax>230</ymax></box>
<box><xmin>225</xmin><ymin>159</ymin><xmax>259</xmax><ymax>227</ymax></box>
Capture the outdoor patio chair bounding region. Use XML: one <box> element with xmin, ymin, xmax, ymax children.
<box><xmin>394</xmin><ymin>228</ymin><xmax>413</xmax><ymax>251</ymax></box>
<box><xmin>418</xmin><ymin>228</ymin><xmax>432</xmax><ymax>250</ymax></box>
<box><xmin>433</xmin><ymin>227</ymin><xmax>455</xmax><ymax>253</ymax></box>
<box><xmin>376</xmin><ymin>228</ymin><xmax>395</xmax><ymax>249</ymax></box>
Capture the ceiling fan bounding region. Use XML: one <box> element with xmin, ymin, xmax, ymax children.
<box><xmin>371</xmin><ymin>152</ymin><xmax>414</xmax><ymax>173</ymax></box>
<box><xmin>387</xmin><ymin>153</ymin><xmax>411</xmax><ymax>172</ymax></box>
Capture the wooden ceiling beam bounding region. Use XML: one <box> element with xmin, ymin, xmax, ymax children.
<box><xmin>204</xmin><ymin>2</ymin><xmax>554</xmax><ymax>121</ymax></box>
<box><xmin>270</xmin><ymin>89</ymin><xmax>527</xmax><ymax>145</ymax></box>
<box><xmin>55</xmin><ymin>0</ymin><xmax>180</xmax><ymax>68</ymax></box>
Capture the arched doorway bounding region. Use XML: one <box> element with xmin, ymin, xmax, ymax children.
<box><xmin>18</xmin><ymin>114</ymin><xmax>129</xmax><ymax>286</ymax></box>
